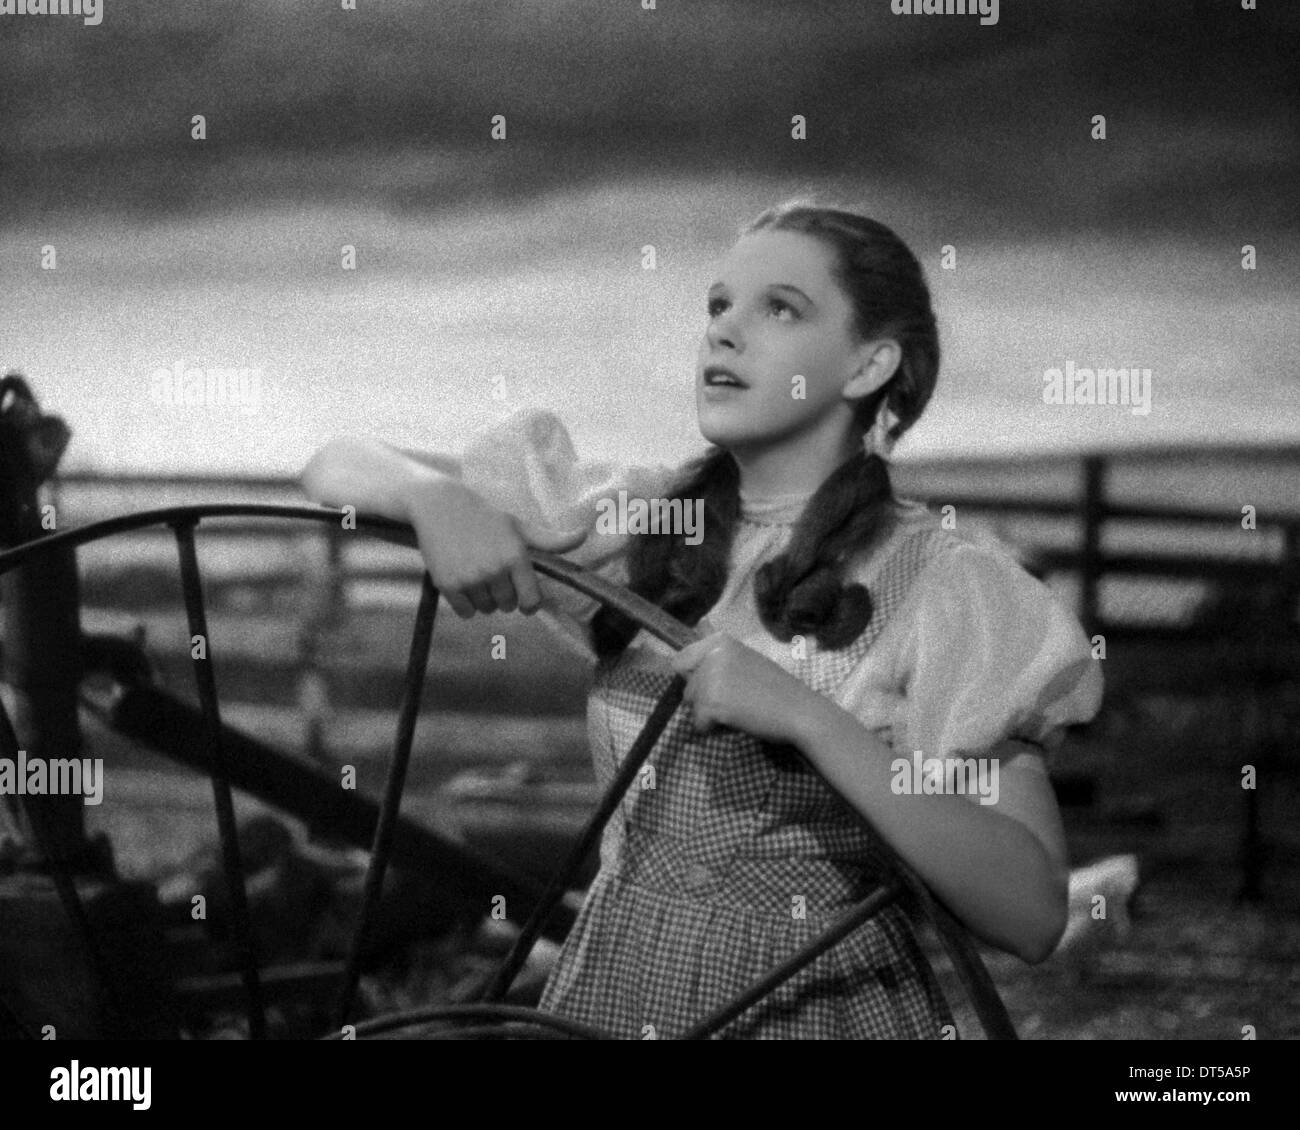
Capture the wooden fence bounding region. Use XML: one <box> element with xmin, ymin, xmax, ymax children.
<box><xmin>40</xmin><ymin>447</ymin><xmax>1300</xmax><ymax>768</ymax></box>
<box><xmin>29</xmin><ymin>447</ymin><xmax>1300</xmax><ymax>893</ymax></box>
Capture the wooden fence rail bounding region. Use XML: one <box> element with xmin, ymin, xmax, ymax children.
<box><xmin>52</xmin><ymin>454</ymin><xmax>1300</xmax><ymax>629</ymax></box>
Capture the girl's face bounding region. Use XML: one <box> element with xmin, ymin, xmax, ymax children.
<box><xmin>695</xmin><ymin>229</ymin><xmax>886</xmax><ymax>456</ymax></box>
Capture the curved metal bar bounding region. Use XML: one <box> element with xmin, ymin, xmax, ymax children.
<box><xmin>421</xmin><ymin>1023</ymin><xmax>583</xmax><ymax>1041</ymax></box>
<box><xmin>171</xmin><ymin>519</ymin><xmax>266</xmax><ymax>1040</ymax></box>
<box><xmin>0</xmin><ymin>504</ymin><xmax>349</xmax><ymax>574</ymax></box>
<box><xmin>529</xmin><ymin>552</ymin><xmax>700</xmax><ymax>652</ymax></box>
<box><xmin>321</xmin><ymin>1003</ymin><xmax>614</xmax><ymax>1041</ymax></box>
<box><xmin>680</xmin><ymin>878</ymin><xmax>906</xmax><ymax>1040</ymax></box>
<box><xmin>334</xmin><ymin>575</ymin><xmax>439</xmax><ymax>1028</ymax></box>
<box><xmin>889</xmin><ymin>862</ymin><xmax>1019</xmax><ymax>1041</ymax></box>
<box><xmin>0</xmin><ymin>505</ymin><xmax>699</xmax><ymax>652</ymax></box>
<box><xmin>478</xmin><ymin>676</ymin><xmax>689</xmax><ymax>1004</ymax></box>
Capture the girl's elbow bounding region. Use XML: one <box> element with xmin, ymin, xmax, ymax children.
<box><xmin>298</xmin><ymin>456</ymin><xmax>323</xmax><ymax>503</ymax></box>
<box><xmin>1017</xmin><ymin>882</ymin><xmax>1068</xmax><ymax>965</ymax></box>
<box><xmin>299</xmin><ymin>437</ymin><xmax>351</xmax><ymax>504</ymax></box>
<box><xmin>1017</xmin><ymin>916</ymin><xmax>1064</xmax><ymax>965</ymax></box>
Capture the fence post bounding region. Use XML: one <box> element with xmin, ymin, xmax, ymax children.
<box><xmin>1282</xmin><ymin>523</ymin><xmax>1300</xmax><ymax>624</ymax></box>
<box><xmin>297</xmin><ymin>522</ymin><xmax>345</xmax><ymax>767</ymax></box>
<box><xmin>1236</xmin><ymin>519</ymin><xmax>1300</xmax><ymax>903</ymax></box>
<box><xmin>1079</xmin><ymin>455</ymin><xmax>1106</xmax><ymax>634</ymax></box>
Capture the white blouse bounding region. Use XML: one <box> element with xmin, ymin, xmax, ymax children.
<box><xmin>459</xmin><ymin>407</ymin><xmax>1104</xmax><ymax>764</ymax></box>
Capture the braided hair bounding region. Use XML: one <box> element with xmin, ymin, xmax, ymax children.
<box><xmin>591</xmin><ymin>202</ymin><xmax>940</xmax><ymax>660</ymax></box>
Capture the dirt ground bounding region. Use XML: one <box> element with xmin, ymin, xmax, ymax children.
<box><xmin>73</xmin><ymin>756</ymin><xmax>1298</xmax><ymax>1042</ymax></box>
<box><xmin>937</xmin><ymin>867</ymin><xmax>1300</xmax><ymax>1041</ymax></box>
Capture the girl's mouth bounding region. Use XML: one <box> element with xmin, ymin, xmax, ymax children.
<box><xmin>703</xmin><ymin>365</ymin><xmax>748</xmax><ymax>389</ymax></box>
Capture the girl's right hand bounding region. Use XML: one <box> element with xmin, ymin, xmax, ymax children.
<box><xmin>404</xmin><ymin>477</ymin><xmax>587</xmax><ymax>619</ymax></box>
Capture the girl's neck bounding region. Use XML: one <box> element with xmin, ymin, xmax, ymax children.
<box><xmin>727</xmin><ymin>429</ymin><xmax>861</xmax><ymax>499</ymax></box>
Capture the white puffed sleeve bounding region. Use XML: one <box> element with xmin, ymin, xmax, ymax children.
<box><xmin>458</xmin><ymin>407</ymin><xmax>678</xmax><ymax>653</ymax></box>
<box><xmin>885</xmin><ymin>541</ymin><xmax>1104</xmax><ymax>762</ymax></box>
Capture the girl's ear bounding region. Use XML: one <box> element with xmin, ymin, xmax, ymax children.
<box><xmin>843</xmin><ymin>339</ymin><xmax>902</xmax><ymax>402</ymax></box>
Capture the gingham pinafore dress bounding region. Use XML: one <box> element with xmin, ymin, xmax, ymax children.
<box><xmin>538</xmin><ymin>522</ymin><xmax>959</xmax><ymax>1040</ymax></box>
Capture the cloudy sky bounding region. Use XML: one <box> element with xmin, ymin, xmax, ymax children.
<box><xmin>1</xmin><ymin>0</ymin><xmax>1293</xmax><ymax>473</ymax></box>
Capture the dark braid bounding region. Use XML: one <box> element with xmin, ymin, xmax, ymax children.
<box><xmin>592</xmin><ymin>201</ymin><xmax>940</xmax><ymax>660</ymax></box>
<box><xmin>591</xmin><ymin>447</ymin><xmax>739</xmax><ymax>659</ymax></box>
<box><xmin>752</xmin><ymin>432</ymin><xmax>897</xmax><ymax>648</ymax></box>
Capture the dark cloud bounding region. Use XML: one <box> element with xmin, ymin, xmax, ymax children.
<box><xmin>0</xmin><ymin>0</ymin><xmax>1293</xmax><ymax>237</ymax></box>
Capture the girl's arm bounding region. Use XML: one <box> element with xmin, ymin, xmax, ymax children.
<box><xmin>300</xmin><ymin>436</ymin><xmax>456</xmax><ymax>522</ymax></box>
<box><xmin>301</xmin><ymin>410</ymin><xmax>677</xmax><ymax>628</ymax></box>
<box><xmin>788</xmin><ymin>542</ymin><xmax>1094</xmax><ymax>961</ymax></box>
<box><xmin>789</xmin><ymin>692</ymin><xmax>1068</xmax><ymax>963</ymax></box>
<box><xmin>673</xmin><ymin>628</ymin><xmax>1077</xmax><ymax>964</ymax></box>
<box><xmin>395</xmin><ymin>447</ymin><xmax>463</xmax><ymax>479</ymax></box>
<box><xmin>299</xmin><ymin>436</ymin><xmax>582</xmax><ymax>618</ymax></box>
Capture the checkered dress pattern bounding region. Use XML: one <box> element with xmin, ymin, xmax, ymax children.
<box><xmin>538</xmin><ymin>522</ymin><xmax>961</xmax><ymax>1039</ymax></box>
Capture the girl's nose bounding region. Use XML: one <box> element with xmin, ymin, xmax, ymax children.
<box><xmin>706</xmin><ymin>309</ymin><xmax>742</xmax><ymax>350</ymax></box>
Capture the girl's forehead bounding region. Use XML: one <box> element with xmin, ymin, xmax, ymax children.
<box><xmin>713</xmin><ymin>229</ymin><xmax>837</xmax><ymax>293</ymax></box>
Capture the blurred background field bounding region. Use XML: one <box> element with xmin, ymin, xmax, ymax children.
<box><xmin>1</xmin><ymin>0</ymin><xmax>1297</xmax><ymax>1040</ymax></box>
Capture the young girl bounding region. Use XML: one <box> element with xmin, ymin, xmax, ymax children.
<box><xmin>300</xmin><ymin>201</ymin><xmax>1104</xmax><ymax>1039</ymax></box>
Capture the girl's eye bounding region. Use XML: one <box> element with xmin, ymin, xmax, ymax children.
<box><xmin>706</xmin><ymin>297</ymin><xmax>798</xmax><ymax>319</ymax></box>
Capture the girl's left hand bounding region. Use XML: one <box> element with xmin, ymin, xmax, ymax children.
<box><xmin>670</xmin><ymin>631</ymin><xmax>818</xmax><ymax>744</ymax></box>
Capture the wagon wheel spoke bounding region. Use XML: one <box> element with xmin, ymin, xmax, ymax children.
<box><xmin>333</xmin><ymin>575</ymin><xmax>438</xmax><ymax>1029</ymax></box>
<box><xmin>171</xmin><ymin>518</ymin><xmax>266</xmax><ymax>1040</ymax></box>
<box><xmin>680</xmin><ymin>877</ymin><xmax>907</xmax><ymax>1040</ymax></box>
<box><xmin>478</xmin><ymin>675</ymin><xmax>688</xmax><ymax>1005</ymax></box>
